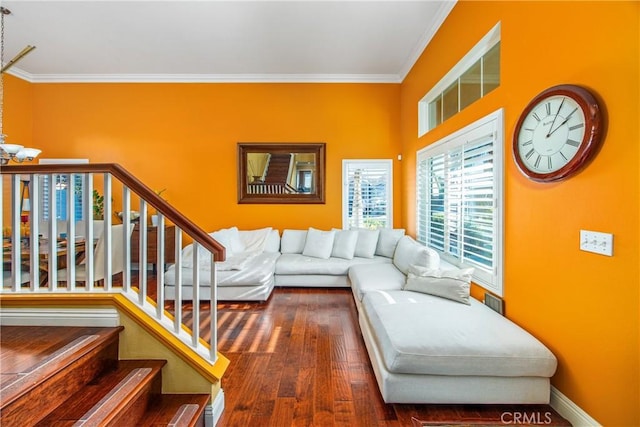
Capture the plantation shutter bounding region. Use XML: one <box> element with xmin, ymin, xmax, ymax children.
<box><xmin>40</xmin><ymin>175</ymin><xmax>83</xmax><ymax>221</ymax></box>
<box><xmin>416</xmin><ymin>111</ymin><xmax>503</xmax><ymax>295</ymax></box>
<box><xmin>38</xmin><ymin>159</ymin><xmax>88</xmax><ymax>221</ymax></box>
<box><xmin>343</xmin><ymin>160</ymin><xmax>392</xmax><ymax>230</ymax></box>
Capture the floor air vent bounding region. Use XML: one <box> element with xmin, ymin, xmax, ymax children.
<box><xmin>484</xmin><ymin>293</ymin><xmax>504</xmax><ymax>315</ymax></box>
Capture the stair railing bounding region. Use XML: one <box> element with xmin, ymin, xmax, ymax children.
<box><xmin>1</xmin><ymin>163</ymin><xmax>225</xmax><ymax>364</ymax></box>
<box><xmin>247</xmin><ymin>182</ymin><xmax>298</xmax><ymax>194</ymax></box>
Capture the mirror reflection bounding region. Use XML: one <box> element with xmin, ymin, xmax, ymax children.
<box><xmin>238</xmin><ymin>143</ymin><xmax>325</xmax><ymax>204</ymax></box>
<box><xmin>247</xmin><ymin>152</ymin><xmax>317</xmax><ymax>195</ymax></box>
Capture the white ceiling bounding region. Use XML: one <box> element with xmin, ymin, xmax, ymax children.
<box><xmin>2</xmin><ymin>0</ymin><xmax>455</xmax><ymax>83</ymax></box>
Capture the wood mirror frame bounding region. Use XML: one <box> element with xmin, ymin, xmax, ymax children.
<box><xmin>237</xmin><ymin>142</ymin><xmax>326</xmax><ymax>204</ymax></box>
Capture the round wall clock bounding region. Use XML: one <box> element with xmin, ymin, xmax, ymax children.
<box><xmin>513</xmin><ymin>84</ymin><xmax>604</xmax><ymax>182</ymax></box>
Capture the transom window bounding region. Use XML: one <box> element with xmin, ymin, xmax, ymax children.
<box><xmin>418</xmin><ymin>22</ymin><xmax>501</xmax><ymax>136</ymax></box>
<box><xmin>416</xmin><ymin>110</ymin><xmax>504</xmax><ymax>295</ymax></box>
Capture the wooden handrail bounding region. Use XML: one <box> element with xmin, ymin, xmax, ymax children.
<box><xmin>1</xmin><ymin>163</ymin><xmax>226</xmax><ymax>261</ymax></box>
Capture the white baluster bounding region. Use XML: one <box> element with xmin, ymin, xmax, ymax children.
<box><xmin>173</xmin><ymin>228</ymin><xmax>183</xmax><ymax>334</ymax></box>
<box><xmin>192</xmin><ymin>243</ymin><xmax>200</xmax><ymax>347</ymax></box>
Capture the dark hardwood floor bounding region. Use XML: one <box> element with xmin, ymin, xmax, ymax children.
<box><xmin>211</xmin><ymin>288</ymin><xmax>571</xmax><ymax>427</ymax></box>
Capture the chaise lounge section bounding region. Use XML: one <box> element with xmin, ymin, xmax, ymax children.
<box><xmin>355</xmin><ymin>288</ymin><xmax>557</xmax><ymax>404</ymax></box>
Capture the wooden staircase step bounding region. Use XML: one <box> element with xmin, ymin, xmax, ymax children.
<box><xmin>0</xmin><ymin>326</ymin><xmax>123</xmax><ymax>426</ymax></box>
<box><xmin>264</xmin><ymin>153</ymin><xmax>292</xmax><ymax>183</ymax></box>
<box><xmin>138</xmin><ymin>394</ymin><xmax>210</xmax><ymax>427</ymax></box>
<box><xmin>35</xmin><ymin>359</ymin><xmax>166</xmax><ymax>427</ymax></box>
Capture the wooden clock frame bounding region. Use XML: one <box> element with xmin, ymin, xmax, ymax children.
<box><xmin>512</xmin><ymin>84</ymin><xmax>604</xmax><ymax>182</ymax></box>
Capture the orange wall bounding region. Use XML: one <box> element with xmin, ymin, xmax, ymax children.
<box><xmin>12</xmin><ymin>82</ymin><xmax>401</xmax><ymax>232</ymax></box>
<box><xmin>3</xmin><ymin>74</ymin><xmax>33</xmax><ymax>146</ymax></box>
<box><xmin>2</xmin><ymin>75</ymin><xmax>34</xmax><ymax>224</ymax></box>
<box><xmin>401</xmin><ymin>1</ymin><xmax>639</xmax><ymax>425</ymax></box>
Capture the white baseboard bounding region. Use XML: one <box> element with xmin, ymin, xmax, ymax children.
<box><xmin>0</xmin><ymin>307</ymin><xmax>120</xmax><ymax>327</ymax></box>
<box><xmin>550</xmin><ymin>386</ymin><xmax>601</xmax><ymax>427</ymax></box>
<box><xmin>207</xmin><ymin>389</ymin><xmax>225</xmax><ymax>427</ymax></box>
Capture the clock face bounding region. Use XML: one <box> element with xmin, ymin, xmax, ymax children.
<box><xmin>513</xmin><ymin>85</ymin><xmax>603</xmax><ymax>182</ymax></box>
<box><xmin>516</xmin><ymin>95</ymin><xmax>586</xmax><ymax>174</ymax></box>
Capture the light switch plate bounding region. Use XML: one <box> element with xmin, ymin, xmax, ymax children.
<box><xmin>580</xmin><ymin>230</ymin><xmax>613</xmax><ymax>256</ymax></box>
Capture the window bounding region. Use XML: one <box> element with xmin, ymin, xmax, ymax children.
<box><xmin>416</xmin><ymin>110</ymin><xmax>504</xmax><ymax>295</ymax></box>
<box><xmin>419</xmin><ymin>23</ymin><xmax>501</xmax><ymax>136</ymax></box>
<box><xmin>39</xmin><ymin>175</ymin><xmax>84</xmax><ymax>221</ymax></box>
<box><xmin>342</xmin><ymin>160</ymin><xmax>392</xmax><ymax>229</ymax></box>
<box><xmin>38</xmin><ymin>159</ymin><xmax>89</xmax><ymax>221</ymax></box>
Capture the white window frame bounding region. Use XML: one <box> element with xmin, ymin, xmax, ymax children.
<box><xmin>342</xmin><ymin>159</ymin><xmax>393</xmax><ymax>230</ymax></box>
<box><xmin>416</xmin><ymin>109</ymin><xmax>504</xmax><ymax>296</ymax></box>
<box><xmin>38</xmin><ymin>158</ymin><xmax>89</xmax><ymax>221</ymax></box>
<box><xmin>418</xmin><ymin>22</ymin><xmax>501</xmax><ymax>137</ymax></box>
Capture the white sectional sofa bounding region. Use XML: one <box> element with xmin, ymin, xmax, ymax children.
<box><xmin>164</xmin><ymin>226</ymin><xmax>558</xmax><ymax>404</ymax></box>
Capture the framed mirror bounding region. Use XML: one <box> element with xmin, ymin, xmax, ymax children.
<box><xmin>238</xmin><ymin>143</ymin><xmax>326</xmax><ymax>204</ymax></box>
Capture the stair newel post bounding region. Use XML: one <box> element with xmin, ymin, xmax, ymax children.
<box><xmin>155</xmin><ymin>213</ymin><xmax>165</xmax><ymax>319</ymax></box>
<box><xmin>103</xmin><ymin>173</ymin><xmax>113</xmax><ymax>291</ymax></box>
<box><xmin>192</xmin><ymin>243</ymin><xmax>200</xmax><ymax>347</ymax></box>
<box><xmin>83</xmin><ymin>173</ymin><xmax>94</xmax><ymax>290</ymax></box>
<box><xmin>210</xmin><ymin>255</ymin><xmax>217</xmax><ymax>362</ymax></box>
<box><xmin>121</xmin><ymin>186</ymin><xmax>131</xmax><ymax>292</ymax></box>
<box><xmin>138</xmin><ymin>199</ymin><xmax>148</xmax><ymax>305</ymax></box>
<box><xmin>173</xmin><ymin>228</ymin><xmax>183</xmax><ymax>334</ymax></box>
<box><xmin>47</xmin><ymin>174</ymin><xmax>58</xmax><ymax>290</ymax></box>
<box><xmin>65</xmin><ymin>173</ymin><xmax>75</xmax><ymax>291</ymax></box>
<box><xmin>29</xmin><ymin>173</ymin><xmax>40</xmax><ymax>291</ymax></box>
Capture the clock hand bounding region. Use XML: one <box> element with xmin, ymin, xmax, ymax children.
<box><xmin>546</xmin><ymin>98</ymin><xmax>565</xmax><ymax>137</ymax></box>
<box><xmin>548</xmin><ymin>106</ymin><xmax>578</xmax><ymax>137</ymax></box>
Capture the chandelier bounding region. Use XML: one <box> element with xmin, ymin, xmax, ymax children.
<box><xmin>0</xmin><ymin>6</ymin><xmax>40</xmax><ymax>165</ymax></box>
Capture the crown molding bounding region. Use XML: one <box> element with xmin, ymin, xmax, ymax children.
<box><xmin>9</xmin><ymin>71</ymin><xmax>402</xmax><ymax>84</ymax></box>
<box><xmin>5</xmin><ymin>67</ymin><xmax>33</xmax><ymax>82</ymax></box>
<box><xmin>398</xmin><ymin>0</ymin><xmax>457</xmax><ymax>81</ymax></box>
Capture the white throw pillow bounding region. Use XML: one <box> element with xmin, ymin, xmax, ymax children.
<box><xmin>331</xmin><ymin>229</ymin><xmax>358</xmax><ymax>260</ymax></box>
<box><xmin>375</xmin><ymin>228</ymin><xmax>405</xmax><ymax>258</ymax></box>
<box><xmin>264</xmin><ymin>229</ymin><xmax>281</xmax><ymax>253</ymax></box>
<box><xmin>302</xmin><ymin>228</ymin><xmax>335</xmax><ymax>259</ymax></box>
<box><xmin>239</xmin><ymin>227</ymin><xmax>273</xmax><ymax>252</ymax></box>
<box><xmin>209</xmin><ymin>226</ymin><xmax>245</xmax><ymax>256</ymax></box>
<box><xmin>180</xmin><ymin>242</ymin><xmax>214</xmax><ymax>268</ymax></box>
<box><xmin>280</xmin><ymin>229</ymin><xmax>308</xmax><ymax>254</ymax></box>
<box><xmin>353</xmin><ymin>228</ymin><xmax>380</xmax><ymax>259</ymax></box>
<box><xmin>404</xmin><ymin>265</ymin><xmax>474</xmax><ymax>305</ymax></box>
<box><xmin>392</xmin><ymin>235</ymin><xmax>440</xmax><ymax>275</ymax></box>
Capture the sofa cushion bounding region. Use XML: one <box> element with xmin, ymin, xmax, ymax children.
<box><xmin>331</xmin><ymin>229</ymin><xmax>358</xmax><ymax>260</ymax></box>
<box><xmin>375</xmin><ymin>228</ymin><xmax>405</xmax><ymax>258</ymax></box>
<box><xmin>353</xmin><ymin>228</ymin><xmax>380</xmax><ymax>258</ymax></box>
<box><xmin>302</xmin><ymin>228</ymin><xmax>335</xmax><ymax>259</ymax></box>
<box><xmin>361</xmin><ymin>290</ymin><xmax>557</xmax><ymax>377</ymax></box>
<box><xmin>276</xmin><ymin>253</ymin><xmax>390</xmax><ymax>276</ymax></box>
<box><xmin>404</xmin><ymin>265</ymin><xmax>474</xmax><ymax>305</ymax></box>
<box><xmin>281</xmin><ymin>229</ymin><xmax>307</xmax><ymax>254</ymax></box>
<box><xmin>349</xmin><ymin>263</ymin><xmax>406</xmax><ymax>302</ymax></box>
<box><xmin>392</xmin><ymin>236</ymin><xmax>440</xmax><ymax>275</ymax></box>
<box><xmin>210</xmin><ymin>226</ymin><xmax>245</xmax><ymax>256</ymax></box>
<box><xmin>239</xmin><ymin>227</ymin><xmax>274</xmax><ymax>252</ymax></box>
<box><xmin>264</xmin><ymin>229</ymin><xmax>281</xmax><ymax>253</ymax></box>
